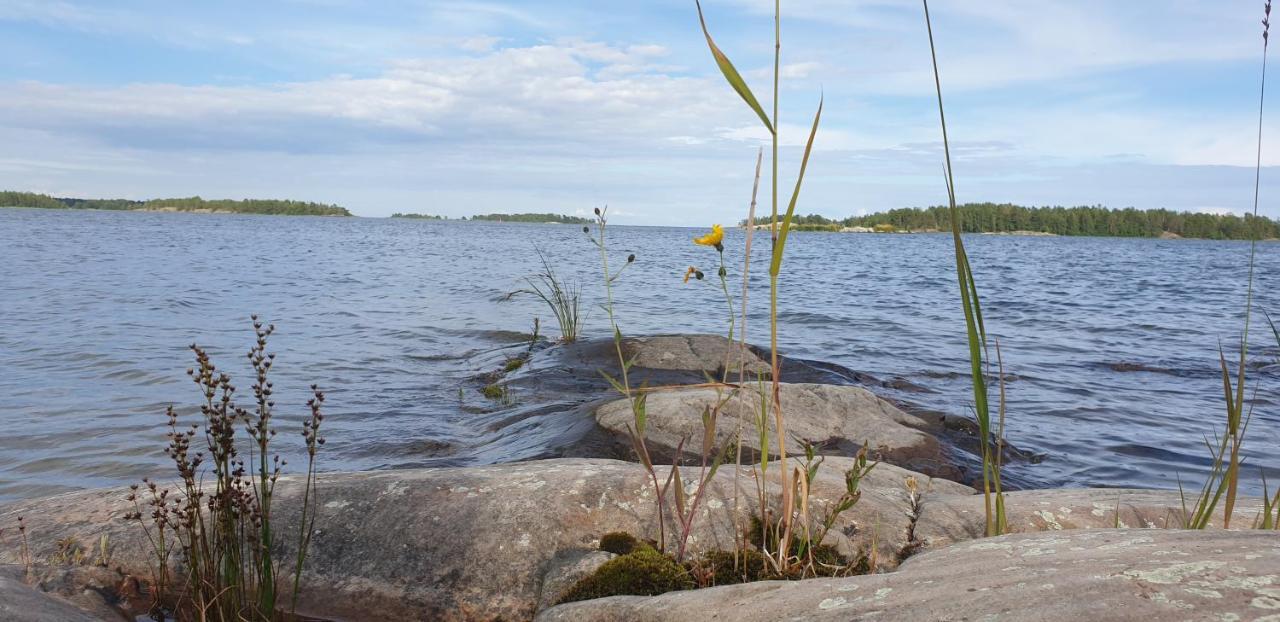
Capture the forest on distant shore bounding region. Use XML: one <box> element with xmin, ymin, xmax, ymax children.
<box><xmin>0</xmin><ymin>191</ymin><xmax>351</xmax><ymax>216</ymax></box>
<box><xmin>743</xmin><ymin>203</ymin><xmax>1280</xmax><ymax>239</ymax></box>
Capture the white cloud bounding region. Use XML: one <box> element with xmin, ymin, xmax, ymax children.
<box><xmin>2</xmin><ymin>1</ymin><xmax>1279</xmax><ymax>222</ymax></box>
<box><xmin>0</xmin><ymin>41</ymin><xmax>745</xmax><ymax>155</ymax></box>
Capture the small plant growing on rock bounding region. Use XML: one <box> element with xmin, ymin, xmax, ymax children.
<box><xmin>125</xmin><ymin>317</ymin><xmax>326</xmax><ymax>622</ymax></box>
<box><xmin>585</xmin><ymin>208</ymin><xmax>671</xmax><ymax>550</ymax></box>
<box><xmin>514</xmin><ymin>248</ymin><xmax>580</xmax><ymax>343</ymax></box>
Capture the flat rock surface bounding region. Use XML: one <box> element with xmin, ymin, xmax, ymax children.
<box><xmin>916</xmin><ymin>488</ymin><xmax>1269</xmax><ymax>551</ymax></box>
<box><xmin>537</xmin><ymin>529</ymin><xmax>1280</xmax><ymax>622</ymax></box>
<box><xmin>596</xmin><ymin>383</ymin><xmax>945</xmax><ymax>474</ymax></box>
<box><xmin>0</xmin><ymin>457</ymin><xmax>965</xmax><ymax>622</ymax></box>
<box><xmin>621</xmin><ymin>334</ymin><xmax>770</xmax><ymax>377</ymax></box>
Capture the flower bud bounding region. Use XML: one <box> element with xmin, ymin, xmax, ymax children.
<box><xmin>627</xmin><ymin>254</ymin><xmax>635</xmax><ymax>263</ymax></box>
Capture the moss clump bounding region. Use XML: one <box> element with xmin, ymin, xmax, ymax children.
<box><xmin>555</xmin><ymin>546</ymin><xmax>694</xmax><ymax>604</ymax></box>
<box><xmin>599</xmin><ymin>531</ymin><xmax>640</xmax><ymax>555</ymax></box>
<box><xmin>480</xmin><ymin>383</ymin><xmax>505</xmax><ymax>399</ymax></box>
<box><xmin>503</xmin><ymin>357</ymin><xmax>525</xmax><ymax>372</ymax></box>
<box><xmin>694</xmin><ymin>548</ymin><xmax>773</xmax><ymax>585</ymax></box>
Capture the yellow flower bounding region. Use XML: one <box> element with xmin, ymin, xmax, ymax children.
<box><xmin>693</xmin><ymin>224</ymin><xmax>724</xmax><ymax>247</ymax></box>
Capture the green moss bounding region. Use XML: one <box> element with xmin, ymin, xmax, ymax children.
<box><xmin>694</xmin><ymin>549</ymin><xmax>773</xmax><ymax>585</ymax></box>
<box><xmin>480</xmin><ymin>383</ymin><xmax>505</xmax><ymax>399</ymax></box>
<box><xmin>555</xmin><ymin>547</ymin><xmax>694</xmax><ymax>605</ymax></box>
<box><xmin>503</xmin><ymin>357</ymin><xmax>525</xmax><ymax>373</ymax></box>
<box><xmin>599</xmin><ymin>531</ymin><xmax>640</xmax><ymax>555</ymax></box>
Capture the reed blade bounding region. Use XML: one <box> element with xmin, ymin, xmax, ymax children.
<box><xmin>769</xmin><ymin>96</ymin><xmax>823</xmax><ymax>276</ymax></box>
<box><xmin>695</xmin><ymin>0</ymin><xmax>775</xmax><ymax>134</ymax></box>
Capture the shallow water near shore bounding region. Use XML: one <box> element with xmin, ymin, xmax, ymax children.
<box><xmin>1</xmin><ymin>207</ymin><xmax>1278</xmax><ymax>501</ymax></box>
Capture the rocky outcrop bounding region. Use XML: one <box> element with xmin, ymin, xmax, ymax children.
<box><xmin>0</xmin><ymin>567</ymin><xmax>111</xmax><ymax>622</ymax></box>
<box><xmin>536</xmin><ymin>529</ymin><xmax>1280</xmax><ymax>622</ymax></box>
<box><xmin>0</xmin><ymin>457</ymin><xmax>966</xmax><ymax>622</ymax></box>
<box><xmin>914</xmin><ymin>488</ymin><xmax>1268</xmax><ymax>552</ymax></box>
<box><xmin>621</xmin><ymin>334</ymin><xmax>771</xmax><ymax>377</ymax></box>
<box><xmin>595</xmin><ymin>383</ymin><xmax>947</xmax><ymax>475</ymax></box>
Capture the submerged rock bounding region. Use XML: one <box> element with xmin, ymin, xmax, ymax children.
<box><xmin>595</xmin><ymin>383</ymin><xmax>948</xmax><ymax>476</ymax></box>
<box><xmin>914</xmin><ymin>488</ymin><xmax>1269</xmax><ymax>552</ymax></box>
<box><xmin>0</xmin><ymin>457</ymin><xmax>964</xmax><ymax>622</ymax></box>
<box><xmin>536</xmin><ymin>529</ymin><xmax>1280</xmax><ymax>622</ymax></box>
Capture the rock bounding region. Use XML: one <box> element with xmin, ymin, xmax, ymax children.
<box><xmin>7</xmin><ymin>565</ymin><xmax>141</xmax><ymax>620</ymax></box>
<box><xmin>915</xmin><ymin>488</ymin><xmax>1268</xmax><ymax>552</ymax></box>
<box><xmin>537</xmin><ymin>550</ymin><xmax>616</xmax><ymax>611</ymax></box>
<box><xmin>536</xmin><ymin>529</ymin><xmax>1280</xmax><ymax>622</ymax></box>
<box><xmin>0</xmin><ymin>567</ymin><xmax>110</xmax><ymax>622</ymax></box>
<box><xmin>595</xmin><ymin>383</ymin><xmax>946</xmax><ymax>474</ymax></box>
<box><xmin>0</xmin><ymin>457</ymin><xmax>963</xmax><ymax>622</ymax></box>
<box><xmin>621</xmin><ymin>335</ymin><xmax>770</xmax><ymax>377</ymax></box>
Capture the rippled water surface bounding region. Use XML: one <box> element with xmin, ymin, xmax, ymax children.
<box><xmin>2</xmin><ymin>207</ymin><xmax>1279</xmax><ymax>500</ymax></box>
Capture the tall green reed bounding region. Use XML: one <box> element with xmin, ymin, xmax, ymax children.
<box><xmin>922</xmin><ymin>0</ymin><xmax>1006</xmax><ymax>536</ymax></box>
<box><xmin>1182</xmin><ymin>0</ymin><xmax>1271</xmax><ymax>530</ymax></box>
<box><xmin>696</xmin><ymin>0</ymin><xmax>822</xmax><ymax>565</ymax></box>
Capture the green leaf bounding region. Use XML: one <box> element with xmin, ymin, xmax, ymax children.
<box><xmin>672</xmin><ymin>465</ymin><xmax>687</xmax><ymax>518</ymax></box>
<box><xmin>599</xmin><ymin>370</ymin><xmax>625</xmax><ymax>394</ymax></box>
<box><xmin>1266</xmin><ymin>309</ymin><xmax>1280</xmax><ymax>350</ymax></box>
<box><xmin>695</xmin><ymin>0</ymin><xmax>775</xmax><ymax>135</ymax></box>
<box><xmin>769</xmin><ymin>96</ymin><xmax>823</xmax><ymax>276</ymax></box>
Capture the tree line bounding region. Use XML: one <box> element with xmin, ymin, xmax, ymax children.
<box><xmin>741</xmin><ymin>203</ymin><xmax>1280</xmax><ymax>240</ymax></box>
<box><xmin>0</xmin><ymin>191</ymin><xmax>351</xmax><ymax>216</ymax></box>
<box><xmin>468</xmin><ymin>213</ymin><xmax>591</xmax><ymax>224</ymax></box>
<box><xmin>390</xmin><ymin>212</ymin><xmax>446</xmax><ymax>219</ymax></box>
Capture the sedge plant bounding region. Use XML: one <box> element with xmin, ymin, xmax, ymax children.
<box><xmin>517</xmin><ymin>248</ymin><xmax>581</xmax><ymax>343</ymax></box>
<box><xmin>126</xmin><ymin>318</ymin><xmax>325</xmax><ymax>621</ymax></box>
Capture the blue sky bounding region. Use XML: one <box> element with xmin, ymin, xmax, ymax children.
<box><xmin>2</xmin><ymin>0</ymin><xmax>1278</xmax><ymax>222</ymax></box>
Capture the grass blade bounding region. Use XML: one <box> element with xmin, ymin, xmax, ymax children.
<box><xmin>769</xmin><ymin>96</ymin><xmax>823</xmax><ymax>276</ymax></box>
<box><xmin>695</xmin><ymin>0</ymin><xmax>776</xmax><ymax>135</ymax></box>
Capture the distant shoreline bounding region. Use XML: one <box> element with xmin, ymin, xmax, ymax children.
<box><xmin>0</xmin><ymin>191</ymin><xmax>352</xmax><ymax>217</ymax></box>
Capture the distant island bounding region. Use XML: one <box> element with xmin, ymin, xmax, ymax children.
<box><xmin>743</xmin><ymin>203</ymin><xmax>1280</xmax><ymax>240</ymax></box>
<box><xmin>390</xmin><ymin>212</ymin><xmax>447</xmax><ymax>219</ymax></box>
<box><xmin>469</xmin><ymin>212</ymin><xmax>591</xmax><ymax>224</ymax></box>
<box><xmin>0</xmin><ymin>191</ymin><xmax>351</xmax><ymax>216</ymax></box>
<box><xmin>389</xmin><ymin>212</ymin><xmax>591</xmax><ymax>224</ymax></box>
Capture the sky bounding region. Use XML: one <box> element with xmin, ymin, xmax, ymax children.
<box><xmin>2</xmin><ymin>0</ymin><xmax>1279</xmax><ymax>223</ymax></box>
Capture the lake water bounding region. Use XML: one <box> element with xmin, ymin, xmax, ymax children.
<box><xmin>1</xmin><ymin>207</ymin><xmax>1278</xmax><ymax>501</ymax></box>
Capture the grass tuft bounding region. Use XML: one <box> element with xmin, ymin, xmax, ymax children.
<box><xmin>516</xmin><ymin>248</ymin><xmax>581</xmax><ymax>343</ymax></box>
